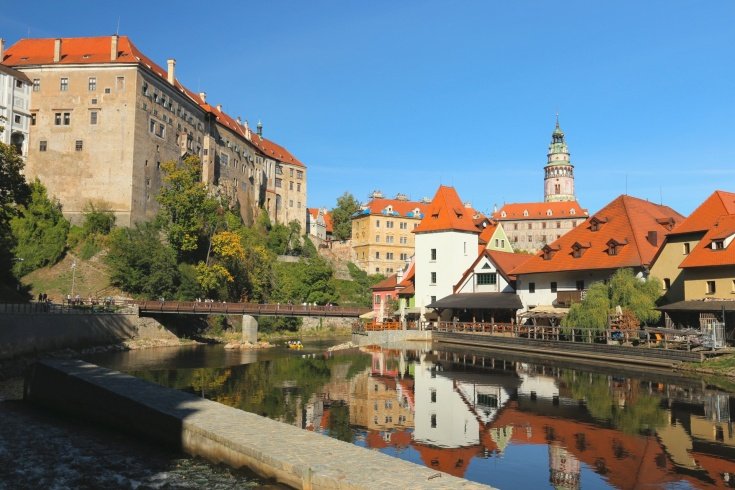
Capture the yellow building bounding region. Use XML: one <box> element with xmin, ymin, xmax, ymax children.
<box><xmin>352</xmin><ymin>192</ymin><xmax>429</xmax><ymax>274</ymax></box>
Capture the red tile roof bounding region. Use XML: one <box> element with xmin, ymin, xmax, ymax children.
<box><xmin>307</xmin><ymin>208</ymin><xmax>319</xmax><ymax>220</ymax></box>
<box><xmin>511</xmin><ymin>195</ymin><xmax>684</xmax><ymax>275</ymax></box>
<box><xmin>493</xmin><ymin>201</ymin><xmax>588</xmax><ymax>220</ymax></box>
<box><xmin>372</xmin><ymin>274</ymin><xmax>398</xmax><ymax>291</ymax></box>
<box><xmin>358</xmin><ymin>198</ymin><xmax>428</xmax><ymax>218</ymax></box>
<box><xmin>669</xmin><ymin>190</ymin><xmax>735</xmax><ymax>235</ymax></box>
<box><xmin>478</xmin><ymin>221</ymin><xmax>498</xmax><ymax>245</ymax></box>
<box><xmin>413</xmin><ymin>186</ymin><xmax>480</xmax><ymax>234</ymax></box>
<box><xmin>679</xmin><ymin>214</ymin><xmax>735</xmax><ymax>268</ymax></box>
<box><xmin>4</xmin><ymin>36</ymin><xmax>304</xmax><ymax>167</ymax></box>
<box><xmin>323</xmin><ymin>211</ymin><xmax>333</xmax><ymax>233</ymax></box>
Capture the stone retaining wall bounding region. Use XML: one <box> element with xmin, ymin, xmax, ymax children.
<box><xmin>352</xmin><ymin>329</ymin><xmax>433</xmax><ymax>346</ymax></box>
<box><xmin>25</xmin><ymin>359</ymin><xmax>488</xmax><ymax>490</ymax></box>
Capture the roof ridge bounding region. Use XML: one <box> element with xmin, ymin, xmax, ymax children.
<box><xmin>620</xmin><ymin>195</ymin><xmax>645</xmax><ymax>266</ymax></box>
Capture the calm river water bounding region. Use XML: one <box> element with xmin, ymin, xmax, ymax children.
<box><xmin>84</xmin><ymin>341</ymin><xmax>735</xmax><ymax>489</ymax></box>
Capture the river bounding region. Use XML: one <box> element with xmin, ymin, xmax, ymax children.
<box><xmin>78</xmin><ymin>340</ymin><xmax>735</xmax><ymax>489</ymax></box>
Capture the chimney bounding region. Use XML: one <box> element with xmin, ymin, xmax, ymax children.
<box><xmin>216</xmin><ymin>104</ymin><xmax>222</xmax><ymax>112</ymax></box>
<box><xmin>53</xmin><ymin>38</ymin><xmax>62</xmax><ymax>63</ymax></box>
<box><xmin>464</xmin><ymin>201</ymin><xmax>473</xmax><ymax>209</ymax></box>
<box><xmin>110</xmin><ymin>34</ymin><xmax>118</xmax><ymax>61</ymax></box>
<box><xmin>647</xmin><ymin>230</ymin><xmax>658</xmax><ymax>246</ymax></box>
<box><xmin>236</xmin><ymin>116</ymin><xmax>242</xmax><ymax>125</ymax></box>
<box><xmin>199</xmin><ymin>92</ymin><xmax>206</xmax><ymax>103</ymax></box>
<box><xmin>0</xmin><ymin>39</ymin><xmax>5</xmax><ymax>61</ymax></box>
<box><xmin>166</xmin><ymin>58</ymin><xmax>175</xmax><ymax>85</ymax></box>
<box><xmin>257</xmin><ymin>120</ymin><xmax>263</xmax><ymax>136</ymax></box>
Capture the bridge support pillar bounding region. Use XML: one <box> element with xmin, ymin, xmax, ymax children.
<box><xmin>242</xmin><ymin>315</ymin><xmax>258</xmax><ymax>343</ymax></box>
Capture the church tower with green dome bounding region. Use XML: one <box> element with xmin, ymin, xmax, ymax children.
<box><xmin>544</xmin><ymin>117</ymin><xmax>576</xmax><ymax>202</ymax></box>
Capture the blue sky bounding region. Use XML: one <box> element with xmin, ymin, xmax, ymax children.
<box><xmin>3</xmin><ymin>1</ymin><xmax>734</xmax><ymax>216</ymax></box>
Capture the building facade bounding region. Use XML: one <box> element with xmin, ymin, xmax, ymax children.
<box><xmin>3</xmin><ymin>35</ymin><xmax>306</xmax><ymax>229</ymax></box>
<box><xmin>0</xmin><ymin>39</ymin><xmax>31</xmax><ymax>157</ymax></box>
<box><xmin>352</xmin><ymin>191</ymin><xmax>429</xmax><ymax>274</ymax></box>
<box><xmin>494</xmin><ymin>120</ymin><xmax>588</xmax><ymax>253</ymax></box>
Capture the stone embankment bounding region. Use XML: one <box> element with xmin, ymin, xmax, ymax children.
<box><xmin>26</xmin><ymin>359</ymin><xmax>489</xmax><ymax>490</ymax></box>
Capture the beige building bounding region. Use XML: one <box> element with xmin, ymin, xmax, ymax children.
<box><xmin>352</xmin><ymin>191</ymin><xmax>429</xmax><ymax>274</ymax></box>
<box><xmin>3</xmin><ymin>35</ymin><xmax>306</xmax><ymax>229</ymax></box>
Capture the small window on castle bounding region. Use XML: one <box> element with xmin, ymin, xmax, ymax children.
<box><xmin>39</xmin><ymin>140</ymin><xmax>47</xmax><ymax>152</ymax></box>
<box><xmin>88</xmin><ymin>77</ymin><xmax>97</xmax><ymax>91</ymax></box>
<box><xmin>75</xmin><ymin>140</ymin><xmax>83</xmax><ymax>151</ymax></box>
<box><xmin>90</xmin><ymin>111</ymin><xmax>98</xmax><ymax>125</ymax></box>
<box><xmin>60</xmin><ymin>78</ymin><xmax>68</xmax><ymax>91</ymax></box>
<box><xmin>32</xmin><ymin>79</ymin><xmax>40</xmax><ymax>92</ymax></box>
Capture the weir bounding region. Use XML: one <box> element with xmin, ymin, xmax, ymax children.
<box><xmin>24</xmin><ymin>359</ymin><xmax>489</xmax><ymax>490</ymax></box>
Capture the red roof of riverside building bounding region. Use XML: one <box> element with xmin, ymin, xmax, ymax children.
<box><xmin>478</xmin><ymin>221</ymin><xmax>498</xmax><ymax>245</ymax></box>
<box><xmin>511</xmin><ymin>195</ymin><xmax>684</xmax><ymax>275</ymax></box>
<box><xmin>3</xmin><ymin>36</ymin><xmax>304</xmax><ymax>167</ymax></box>
<box><xmin>323</xmin><ymin>211</ymin><xmax>333</xmax><ymax>233</ymax></box>
<box><xmin>680</xmin><ymin>214</ymin><xmax>735</xmax><ymax>268</ymax></box>
<box><xmin>357</xmin><ymin>198</ymin><xmax>429</xmax><ymax>218</ymax></box>
<box><xmin>413</xmin><ymin>186</ymin><xmax>480</xmax><ymax>234</ymax></box>
<box><xmin>668</xmin><ymin>190</ymin><xmax>735</xmax><ymax>235</ymax></box>
<box><xmin>493</xmin><ymin>201</ymin><xmax>588</xmax><ymax>220</ymax></box>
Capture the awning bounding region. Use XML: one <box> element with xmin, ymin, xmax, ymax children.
<box><xmin>427</xmin><ymin>293</ymin><xmax>523</xmax><ymax>310</ymax></box>
<box><xmin>394</xmin><ymin>306</ymin><xmax>423</xmax><ymax>316</ymax></box>
<box><xmin>657</xmin><ymin>300</ymin><xmax>735</xmax><ymax>312</ymax></box>
<box><xmin>518</xmin><ymin>305</ymin><xmax>569</xmax><ymax>320</ymax></box>
<box><xmin>359</xmin><ymin>310</ymin><xmax>375</xmax><ymax>319</ymax></box>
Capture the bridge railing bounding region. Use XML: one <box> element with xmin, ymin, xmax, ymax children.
<box><xmin>136</xmin><ymin>301</ymin><xmax>369</xmax><ymax>317</ymax></box>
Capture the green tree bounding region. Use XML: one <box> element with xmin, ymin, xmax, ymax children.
<box><xmin>106</xmin><ymin>222</ymin><xmax>179</xmax><ymax>298</ymax></box>
<box><xmin>81</xmin><ymin>202</ymin><xmax>116</xmax><ymax>237</ymax></box>
<box><xmin>330</xmin><ymin>192</ymin><xmax>360</xmax><ymax>241</ymax></box>
<box><xmin>157</xmin><ymin>156</ymin><xmax>218</xmax><ymax>257</ymax></box>
<box><xmin>10</xmin><ymin>180</ymin><xmax>70</xmax><ymax>277</ymax></box>
<box><xmin>0</xmin><ymin>141</ymin><xmax>30</xmax><ymax>288</ymax></box>
<box><xmin>562</xmin><ymin>268</ymin><xmax>662</xmax><ymax>332</ymax></box>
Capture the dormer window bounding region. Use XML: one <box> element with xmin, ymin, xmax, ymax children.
<box><xmin>501</xmin><ymin>211</ymin><xmax>507</xmax><ymax>218</ymax></box>
<box><xmin>546</xmin><ymin>209</ymin><xmax>552</xmax><ymax>216</ymax></box>
<box><xmin>570</xmin><ymin>208</ymin><xmax>576</xmax><ymax>215</ymax></box>
<box><xmin>606</xmin><ymin>238</ymin><xmax>627</xmax><ymax>256</ymax></box>
<box><xmin>523</xmin><ymin>210</ymin><xmax>529</xmax><ymax>217</ymax></box>
<box><xmin>656</xmin><ymin>217</ymin><xmax>676</xmax><ymax>231</ymax></box>
<box><xmin>712</xmin><ymin>240</ymin><xmax>725</xmax><ymax>250</ymax></box>
<box><xmin>542</xmin><ymin>244</ymin><xmax>560</xmax><ymax>261</ymax></box>
<box><xmin>571</xmin><ymin>242</ymin><xmax>590</xmax><ymax>259</ymax></box>
<box><xmin>589</xmin><ymin>216</ymin><xmax>608</xmax><ymax>232</ymax></box>
<box><xmin>385</xmin><ymin>205</ymin><xmax>393</xmax><ymax>214</ymax></box>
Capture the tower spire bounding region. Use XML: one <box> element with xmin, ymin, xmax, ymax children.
<box><xmin>544</xmin><ymin>117</ymin><xmax>575</xmax><ymax>202</ymax></box>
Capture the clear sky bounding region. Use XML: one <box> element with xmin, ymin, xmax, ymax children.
<box><xmin>2</xmin><ymin>1</ymin><xmax>734</xmax><ymax>216</ymax></box>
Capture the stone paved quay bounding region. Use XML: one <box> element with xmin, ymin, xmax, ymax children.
<box><xmin>26</xmin><ymin>360</ymin><xmax>492</xmax><ymax>490</ymax></box>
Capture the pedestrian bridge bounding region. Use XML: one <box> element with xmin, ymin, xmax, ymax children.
<box><xmin>136</xmin><ymin>301</ymin><xmax>370</xmax><ymax>318</ymax></box>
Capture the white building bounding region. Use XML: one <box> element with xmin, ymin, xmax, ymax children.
<box><xmin>413</xmin><ymin>186</ymin><xmax>480</xmax><ymax>310</ymax></box>
<box><xmin>454</xmin><ymin>249</ymin><xmax>529</xmax><ymax>294</ymax></box>
<box><xmin>0</xmin><ymin>39</ymin><xmax>32</xmax><ymax>157</ymax></box>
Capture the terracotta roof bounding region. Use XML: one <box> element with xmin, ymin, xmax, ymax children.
<box><xmin>413</xmin><ymin>186</ymin><xmax>480</xmax><ymax>234</ymax></box>
<box><xmin>679</xmin><ymin>214</ymin><xmax>735</xmax><ymax>268</ymax></box>
<box><xmin>478</xmin><ymin>221</ymin><xmax>498</xmax><ymax>245</ymax></box>
<box><xmin>354</xmin><ymin>198</ymin><xmax>428</xmax><ymax>219</ymax></box>
<box><xmin>323</xmin><ymin>211</ymin><xmax>333</xmax><ymax>233</ymax></box>
<box><xmin>669</xmin><ymin>190</ymin><xmax>735</xmax><ymax>235</ymax></box>
<box><xmin>397</xmin><ymin>261</ymin><xmax>415</xmax><ymax>295</ymax></box>
<box><xmin>4</xmin><ymin>36</ymin><xmax>305</xmax><ymax>167</ymax></box>
<box><xmin>372</xmin><ymin>274</ymin><xmax>398</xmax><ymax>291</ymax></box>
<box><xmin>493</xmin><ymin>201</ymin><xmax>588</xmax><ymax>220</ymax></box>
<box><xmin>307</xmin><ymin>208</ymin><xmax>319</xmax><ymax>220</ymax></box>
<box><xmin>511</xmin><ymin>195</ymin><xmax>684</xmax><ymax>275</ymax></box>
<box><xmin>454</xmin><ymin>249</ymin><xmax>531</xmax><ymax>293</ymax></box>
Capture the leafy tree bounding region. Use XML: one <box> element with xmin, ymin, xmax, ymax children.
<box><xmin>0</xmin><ymin>141</ymin><xmax>30</xmax><ymax>287</ymax></box>
<box><xmin>10</xmin><ymin>180</ymin><xmax>69</xmax><ymax>277</ymax></box>
<box><xmin>562</xmin><ymin>268</ymin><xmax>662</xmax><ymax>332</ymax></box>
<box><xmin>106</xmin><ymin>222</ymin><xmax>179</xmax><ymax>298</ymax></box>
<box><xmin>157</xmin><ymin>156</ymin><xmax>218</xmax><ymax>258</ymax></box>
<box><xmin>330</xmin><ymin>192</ymin><xmax>360</xmax><ymax>241</ymax></box>
<box><xmin>81</xmin><ymin>202</ymin><xmax>116</xmax><ymax>237</ymax></box>
<box><xmin>272</xmin><ymin>257</ymin><xmax>337</xmax><ymax>305</ymax></box>
<box><xmin>195</xmin><ymin>262</ymin><xmax>233</xmax><ymax>297</ymax></box>
<box><xmin>302</xmin><ymin>235</ymin><xmax>317</xmax><ymax>258</ymax></box>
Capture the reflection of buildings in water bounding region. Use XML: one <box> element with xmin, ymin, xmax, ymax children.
<box><xmin>349</xmin><ymin>369</ymin><xmax>414</xmax><ymax>432</ymax></box>
<box><xmin>549</xmin><ymin>444</ymin><xmax>580</xmax><ymax>490</ymax></box>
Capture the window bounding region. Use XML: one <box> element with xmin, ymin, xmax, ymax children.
<box><xmin>60</xmin><ymin>78</ymin><xmax>68</xmax><ymax>91</ymax></box>
<box><xmin>88</xmin><ymin>77</ymin><xmax>96</xmax><ymax>91</ymax></box>
<box><xmin>430</xmin><ymin>389</ymin><xmax>436</xmax><ymax>403</ymax></box>
<box><xmin>576</xmin><ymin>280</ymin><xmax>585</xmax><ymax>291</ymax></box>
<box><xmin>156</xmin><ymin>123</ymin><xmax>165</xmax><ymax>138</ymax></box>
<box><xmin>528</xmin><ymin>223</ymin><xmax>533</xmax><ymax>229</ymax></box>
<box><xmin>683</xmin><ymin>243</ymin><xmax>690</xmax><ymax>255</ymax></box>
<box><xmin>494</xmin><ymin>239</ymin><xmax>499</xmax><ymax>247</ymax></box>
<box><xmin>289</xmin><ymin>168</ymin><xmax>294</xmax><ymax>177</ymax></box>
<box><xmin>400</xmin><ymin>253</ymin><xmax>408</xmax><ymax>261</ymax></box>
<box><xmin>527</xmin><ymin>235</ymin><xmax>532</xmax><ymax>242</ymax></box>
<box><xmin>513</xmin><ymin>223</ymin><xmax>518</xmax><ymax>230</ymax></box>
<box><xmin>374</xmin><ymin>295</ymin><xmax>381</xmax><ymax>305</ymax></box>
<box><xmin>289</xmin><ymin>181</ymin><xmax>293</xmax><ymax>190</ymax></box>
<box><xmin>399</xmin><ymin>222</ymin><xmax>407</xmax><ymax>230</ymax></box>
<box><xmin>297</xmin><ymin>183</ymin><xmax>301</xmax><ymax>192</ymax></box>
<box><xmin>375</xmin><ymin>220</ymin><xmax>380</xmax><ymax>228</ymax></box>
<box><xmin>14</xmin><ymin>114</ymin><xmax>21</xmax><ymax>124</ymax></box>
<box><xmin>296</xmin><ymin>170</ymin><xmax>303</xmax><ymax>180</ymax></box>
<box><xmin>713</xmin><ymin>240</ymin><xmax>725</xmax><ymax>250</ymax></box>
<box><xmin>33</xmin><ymin>79</ymin><xmax>40</xmax><ymax>91</ymax></box>
<box><xmin>556</xmin><ymin>221</ymin><xmax>561</xmax><ymax>229</ymax></box>
<box><xmin>75</xmin><ymin>140</ymin><xmax>83</xmax><ymax>151</ymax></box>
<box><xmin>275</xmin><ymin>178</ymin><xmax>282</xmax><ymax>188</ymax></box>
<box><xmin>431</xmin><ymin>296</ymin><xmax>436</xmax><ymax>304</ymax></box>
<box><xmin>386</xmin><ymin>235</ymin><xmax>394</xmax><ymax>244</ymax></box>
<box><xmin>90</xmin><ymin>111</ymin><xmax>98</xmax><ymax>125</ymax></box>
<box><xmin>116</xmin><ymin>76</ymin><xmax>125</xmax><ymax>90</ymax></box>
<box><xmin>54</xmin><ymin>113</ymin><xmax>62</xmax><ymax>125</ymax></box>
<box><xmin>542</xmin><ymin>222</ymin><xmax>547</xmax><ymax>229</ymax></box>
<box><xmin>54</xmin><ymin>112</ymin><xmax>70</xmax><ymax>125</ymax></box>
<box><xmin>501</xmin><ymin>240</ymin><xmax>505</xmax><ymax>248</ymax></box>
<box><xmin>39</xmin><ymin>140</ymin><xmax>47</xmax><ymax>152</ymax></box>
<box><xmin>430</xmin><ymin>248</ymin><xmax>437</xmax><ymax>261</ymax></box>
<box><xmin>386</xmin><ymin>221</ymin><xmax>394</xmax><ymax>228</ymax></box>
<box><xmin>550</xmin><ymin>281</ymin><xmax>557</xmax><ymax>293</ymax></box>
<box><xmin>289</xmin><ymin>200</ymin><xmax>293</xmax><ymax>207</ymax></box>
<box><xmin>431</xmin><ymin>272</ymin><xmax>437</xmax><ymax>284</ymax></box>
<box><xmin>399</xmin><ymin>236</ymin><xmax>407</xmax><ymax>244</ymax></box>
<box><xmin>386</xmin><ymin>252</ymin><xmax>394</xmax><ymax>260</ymax></box>
<box><xmin>375</xmin><ymin>235</ymin><xmax>380</xmax><ymax>243</ymax></box>
<box><xmin>477</xmin><ymin>273</ymin><xmax>497</xmax><ymax>285</ymax></box>
<box><xmin>529</xmin><ymin>282</ymin><xmax>535</xmax><ymax>293</ymax></box>
<box><xmin>608</xmin><ymin>243</ymin><xmax>618</xmax><ymax>256</ymax></box>
<box><xmin>31</xmin><ymin>113</ymin><xmax>36</xmax><ymax>125</ymax></box>
<box><xmin>375</xmin><ymin>252</ymin><xmax>380</xmax><ymax>259</ymax></box>
<box><xmin>663</xmin><ymin>278</ymin><xmax>671</xmax><ymax>291</ymax></box>
<box><xmin>707</xmin><ymin>281</ymin><xmax>716</xmax><ymax>294</ymax></box>
<box><xmin>430</xmin><ymin>413</ymin><xmax>437</xmax><ymax>428</ymax></box>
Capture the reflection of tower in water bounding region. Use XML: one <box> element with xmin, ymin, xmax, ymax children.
<box><xmin>549</xmin><ymin>445</ymin><xmax>580</xmax><ymax>489</ymax></box>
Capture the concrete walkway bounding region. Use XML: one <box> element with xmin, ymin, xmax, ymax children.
<box><xmin>25</xmin><ymin>360</ymin><xmax>491</xmax><ymax>489</ymax></box>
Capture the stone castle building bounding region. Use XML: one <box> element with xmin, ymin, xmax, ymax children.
<box><xmin>494</xmin><ymin>119</ymin><xmax>588</xmax><ymax>252</ymax></box>
<box><xmin>2</xmin><ymin>35</ymin><xmax>306</xmax><ymax>229</ymax></box>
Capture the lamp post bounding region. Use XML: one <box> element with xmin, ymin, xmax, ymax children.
<box><xmin>71</xmin><ymin>260</ymin><xmax>77</xmax><ymax>298</ymax></box>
